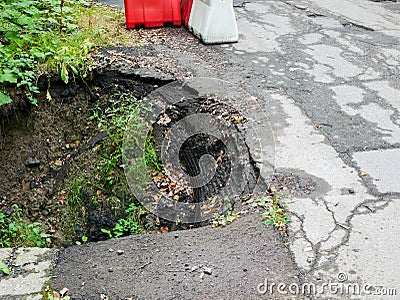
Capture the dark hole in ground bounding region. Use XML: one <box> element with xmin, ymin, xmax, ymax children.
<box><xmin>150</xmin><ymin>94</ymin><xmax>260</xmax><ymax>211</ymax></box>
<box><xmin>0</xmin><ymin>68</ymin><xmax>261</xmax><ymax>246</ymax></box>
<box><xmin>179</xmin><ymin>133</ymin><xmax>231</xmax><ymax>202</ymax></box>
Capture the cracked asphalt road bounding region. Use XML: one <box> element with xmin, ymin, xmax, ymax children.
<box><xmin>147</xmin><ymin>0</ymin><xmax>400</xmax><ymax>297</ymax></box>
<box><xmin>217</xmin><ymin>0</ymin><xmax>400</xmax><ymax>298</ymax></box>
<box><xmin>8</xmin><ymin>0</ymin><xmax>398</xmax><ymax>299</ymax></box>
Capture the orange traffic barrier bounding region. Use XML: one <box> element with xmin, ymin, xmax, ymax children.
<box><xmin>124</xmin><ymin>0</ymin><xmax>182</xmax><ymax>29</ymax></box>
<box><xmin>181</xmin><ymin>0</ymin><xmax>193</xmax><ymax>27</ymax></box>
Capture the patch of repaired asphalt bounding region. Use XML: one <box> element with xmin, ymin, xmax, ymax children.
<box><xmin>52</xmin><ymin>213</ymin><xmax>300</xmax><ymax>299</ymax></box>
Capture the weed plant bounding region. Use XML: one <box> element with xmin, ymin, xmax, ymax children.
<box><xmin>0</xmin><ymin>0</ymin><xmax>133</xmax><ymax>106</ymax></box>
<box><xmin>0</xmin><ymin>205</ymin><xmax>51</xmax><ymax>247</ymax></box>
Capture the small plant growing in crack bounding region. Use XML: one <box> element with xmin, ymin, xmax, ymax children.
<box><xmin>261</xmin><ymin>194</ymin><xmax>290</xmax><ymax>232</ymax></box>
<box><xmin>0</xmin><ymin>263</ymin><xmax>10</xmax><ymax>275</ymax></box>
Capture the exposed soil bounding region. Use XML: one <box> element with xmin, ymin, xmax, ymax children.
<box><xmin>0</xmin><ymin>26</ymin><xmax>318</xmax><ymax>248</ymax></box>
<box><xmin>0</xmin><ymin>39</ymin><xmax>261</xmax><ymax>246</ymax></box>
<box><xmin>0</xmin><ymin>81</ymin><xmax>93</xmax><ymax>233</ymax></box>
<box><xmin>0</xmin><ymin>66</ymin><xmax>161</xmax><ymax>245</ymax></box>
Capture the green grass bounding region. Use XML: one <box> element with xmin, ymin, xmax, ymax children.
<box><xmin>0</xmin><ymin>205</ymin><xmax>51</xmax><ymax>247</ymax></box>
<box><xmin>60</xmin><ymin>176</ymin><xmax>88</xmax><ymax>243</ymax></box>
<box><xmin>67</xmin><ymin>177</ymin><xmax>86</xmax><ymax>214</ymax></box>
<box><xmin>0</xmin><ymin>0</ymin><xmax>137</xmax><ymax>106</ymax></box>
<box><xmin>60</xmin><ymin>94</ymin><xmax>160</xmax><ymax>243</ymax></box>
<box><xmin>145</xmin><ymin>132</ymin><xmax>162</xmax><ymax>173</ymax></box>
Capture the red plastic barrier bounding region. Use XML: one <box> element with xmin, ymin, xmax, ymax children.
<box><xmin>181</xmin><ymin>0</ymin><xmax>193</xmax><ymax>27</ymax></box>
<box><xmin>124</xmin><ymin>0</ymin><xmax>182</xmax><ymax>29</ymax></box>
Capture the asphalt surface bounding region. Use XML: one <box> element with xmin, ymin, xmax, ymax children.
<box><xmin>52</xmin><ymin>214</ymin><xmax>300</xmax><ymax>299</ymax></box>
<box><xmin>211</xmin><ymin>0</ymin><xmax>399</xmax><ymax>298</ymax></box>
<box><xmin>128</xmin><ymin>0</ymin><xmax>400</xmax><ymax>298</ymax></box>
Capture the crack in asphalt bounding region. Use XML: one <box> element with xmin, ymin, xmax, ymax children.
<box><xmin>224</xmin><ymin>1</ymin><xmax>399</xmax><ymax>289</ymax></box>
<box><xmin>149</xmin><ymin>0</ymin><xmax>399</xmax><ymax>291</ymax></box>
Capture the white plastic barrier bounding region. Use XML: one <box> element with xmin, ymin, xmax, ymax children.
<box><xmin>188</xmin><ymin>0</ymin><xmax>239</xmax><ymax>44</ymax></box>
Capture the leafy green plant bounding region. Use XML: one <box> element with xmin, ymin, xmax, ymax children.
<box><xmin>0</xmin><ymin>263</ymin><xmax>10</xmax><ymax>275</ymax></box>
<box><xmin>102</xmin><ymin>203</ymin><xmax>146</xmax><ymax>238</ymax></box>
<box><xmin>0</xmin><ymin>205</ymin><xmax>51</xmax><ymax>247</ymax></box>
<box><xmin>92</xmin><ymin>94</ymin><xmax>161</xmax><ymax>191</ymax></box>
<box><xmin>261</xmin><ymin>194</ymin><xmax>290</xmax><ymax>230</ymax></box>
<box><xmin>81</xmin><ymin>235</ymin><xmax>88</xmax><ymax>243</ymax></box>
<box><xmin>94</xmin><ymin>97</ymin><xmax>136</xmax><ymax>191</ymax></box>
<box><xmin>100</xmin><ymin>228</ymin><xmax>112</xmax><ymax>239</ymax></box>
<box><xmin>0</xmin><ymin>0</ymin><xmax>85</xmax><ymax>104</ymax></box>
<box><xmin>0</xmin><ymin>92</ymin><xmax>12</xmax><ymax>106</ymax></box>
<box><xmin>0</xmin><ymin>0</ymin><xmax>132</xmax><ymax>106</ymax></box>
<box><xmin>99</xmin><ymin>152</ymin><xmax>121</xmax><ymax>189</ymax></box>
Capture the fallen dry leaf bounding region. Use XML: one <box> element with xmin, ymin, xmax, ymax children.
<box><xmin>22</xmin><ymin>181</ymin><xmax>30</xmax><ymax>192</ymax></box>
<box><xmin>160</xmin><ymin>226</ymin><xmax>169</xmax><ymax>233</ymax></box>
<box><xmin>235</xmin><ymin>116</ymin><xmax>244</xmax><ymax>123</ymax></box>
<box><xmin>157</xmin><ymin>113</ymin><xmax>171</xmax><ymax>126</ymax></box>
